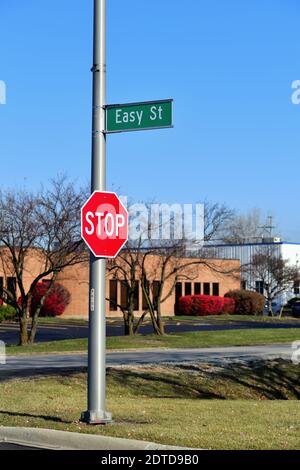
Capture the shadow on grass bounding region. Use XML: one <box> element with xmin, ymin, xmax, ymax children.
<box><xmin>0</xmin><ymin>410</ymin><xmax>70</xmax><ymax>424</ymax></box>
<box><xmin>107</xmin><ymin>359</ymin><xmax>300</xmax><ymax>400</ymax></box>
<box><xmin>218</xmin><ymin>360</ymin><xmax>300</xmax><ymax>399</ymax></box>
<box><xmin>108</xmin><ymin>368</ymin><xmax>225</xmax><ymax>399</ymax></box>
<box><xmin>0</xmin><ymin>368</ymin><xmax>87</xmax><ymax>384</ymax></box>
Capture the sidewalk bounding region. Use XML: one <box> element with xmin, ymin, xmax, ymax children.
<box><xmin>0</xmin><ymin>426</ymin><xmax>188</xmax><ymax>450</ymax></box>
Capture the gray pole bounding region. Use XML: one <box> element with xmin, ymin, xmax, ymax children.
<box><xmin>81</xmin><ymin>0</ymin><xmax>112</xmax><ymax>425</ymax></box>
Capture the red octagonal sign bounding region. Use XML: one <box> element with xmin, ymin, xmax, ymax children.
<box><xmin>81</xmin><ymin>191</ymin><xmax>128</xmax><ymax>258</ymax></box>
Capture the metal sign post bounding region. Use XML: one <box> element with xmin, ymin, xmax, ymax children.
<box><xmin>81</xmin><ymin>0</ymin><xmax>112</xmax><ymax>425</ymax></box>
<box><xmin>81</xmin><ymin>0</ymin><xmax>173</xmax><ymax>426</ymax></box>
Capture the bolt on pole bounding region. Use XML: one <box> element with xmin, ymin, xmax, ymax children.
<box><xmin>81</xmin><ymin>0</ymin><xmax>112</xmax><ymax>425</ymax></box>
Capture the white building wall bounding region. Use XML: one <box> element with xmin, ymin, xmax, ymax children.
<box><xmin>203</xmin><ymin>242</ymin><xmax>300</xmax><ymax>307</ymax></box>
<box><xmin>281</xmin><ymin>243</ymin><xmax>300</xmax><ymax>268</ymax></box>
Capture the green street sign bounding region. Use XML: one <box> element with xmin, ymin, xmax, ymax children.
<box><xmin>105</xmin><ymin>99</ymin><xmax>173</xmax><ymax>133</ymax></box>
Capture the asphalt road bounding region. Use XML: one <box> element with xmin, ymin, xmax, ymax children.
<box><xmin>0</xmin><ymin>443</ymin><xmax>39</xmax><ymax>450</ymax></box>
<box><xmin>1</xmin><ymin>318</ymin><xmax>300</xmax><ymax>345</ymax></box>
<box><xmin>0</xmin><ymin>344</ymin><xmax>294</xmax><ymax>381</ymax></box>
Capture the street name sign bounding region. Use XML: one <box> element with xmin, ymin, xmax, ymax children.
<box><xmin>81</xmin><ymin>191</ymin><xmax>128</xmax><ymax>258</ymax></box>
<box><xmin>105</xmin><ymin>99</ymin><xmax>173</xmax><ymax>133</ymax></box>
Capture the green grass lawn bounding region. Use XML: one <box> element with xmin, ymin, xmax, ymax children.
<box><xmin>0</xmin><ymin>360</ymin><xmax>299</xmax><ymax>449</ymax></box>
<box><xmin>170</xmin><ymin>314</ymin><xmax>300</xmax><ymax>323</ymax></box>
<box><xmin>7</xmin><ymin>314</ymin><xmax>299</xmax><ymax>326</ymax></box>
<box><xmin>6</xmin><ymin>327</ymin><xmax>300</xmax><ymax>355</ymax></box>
<box><xmin>35</xmin><ymin>314</ymin><xmax>300</xmax><ymax>324</ymax></box>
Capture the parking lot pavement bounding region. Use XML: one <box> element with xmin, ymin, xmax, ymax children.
<box><xmin>1</xmin><ymin>318</ymin><xmax>300</xmax><ymax>345</ymax></box>
<box><xmin>0</xmin><ymin>322</ymin><xmax>90</xmax><ymax>345</ymax></box>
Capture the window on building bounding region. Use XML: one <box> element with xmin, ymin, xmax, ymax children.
<box><xmin>255</xmin><ymin>281</ymin><xmax>264</xmax><ymax>295</ymax></box>
<box><xmin>120</xmin><ymin>281</ymin><xmax>129</xmax><ymax>309</ymax></box>
<box><xmin>185</xmin><ymin>282</ymin><xmax>192</xmax><ymax>296</ymax></box>
<box><xmin>133</xmin><ymin>281</ymin><xmax>139</xmax><ymax>311</ymax></box>
<box><xmin>194</xmin><ymin>282</ymin><xmax>201</xmax><ymax>295</ymax></box>
<box><xmin>203</xmin><ymin>283</ymin><xmax>210</xmax><ymax>295</ymax></box>
<box><xmin>294</xmin><ymin>281</ymin><xmax>300</xmax><ymax>296</ymax></box>
<box><xmin>109</xmin><ymin>280</ymin><xmax>118</xmax><ymax>311</ymax></box>
<box><xmin>175</xmin><ymin>282</ymin><xmax>182</xmax><ymax>306</ymax></box>
<box><xmin>241</xmin><ymin>280</ymin><xmax>247</xmax><ymax>290</ymax></box>
<box><xmin>7</xmin><ymin>277</ymin><xmax>16</xmax><ymax>301</ymax></box>
<box><xmin>152</xmin><ymin>281</ymin><xmax>161</xmax><ymax>309</ymax></box>
<box><xmin>0</xmin><ymin>277</ymin><xmax>3</xmax><ymax>299</ymax></box>
<box><xmin>212</xmin><ymin>283</ymin><xmax>219</xmax><ymax>296</ymax></box>
<box><xmin>142</xmin><ymin>280</ymin><xmax>150</xmax><ymax>310</ymax></box>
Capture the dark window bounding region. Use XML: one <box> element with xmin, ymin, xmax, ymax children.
<box><xmin>152</xmin><ymin>281</ymin><xmax>161</xmax><ymax>309</ymax></box>
<box><xmin>294</xmin><ymin>281</ymin><xmax>300</xmax><ymax>295</ymax></box>
<box><xmin>120</xmin><ymin>281</ymin><xmax>129</xmax><ymax>309</ymax></box>
<box><xmin>194</xmin><ymin>282</ymin><xmax>201</xmax><ymax>295</ymax></box>
<box><xmin>175</xmin><ymin>282</ymin><xmax>182</xmax><ymax>305</ymax></box>
<box><xmin>134</xmin><ymin>281</ymin><xmax>139</xmax><ymax>311</ymax></box>
<box><xmin>0</xmin><ymin>277</ymin><xmax>3</xmax><ymax>298</ymax></box>
<box><xmin>203</xmin><ymin>283</ymin><xmax>210</xmax><ymax>295</ymax></box>
<box><xmin>212</xmin><ymin>283</ymin><xmax>219</xmax><ymax>296</ymax></box>
<box><xmin>256</xmin><ymin>281</ymin><xmax>264</xmax><ymax>295</ymax></box>
<box><xmin>142</xmin><ymin>280</ymin><xmax>150</xmax><ymax>310</ymax></box>
<box><xmin>109</xmin><ymin>280</ymin><xmax>118</xmax><ymax>311</ymax></box>
<box><xmin>185</xmin><ymin>282</ymin><xmax>192</xmax><ymax>296</ymax></box>
<box><xmin>241</xmin><ymin>280</ymin><xmax>247</xmax><ymax>290</ymax></box>
<box><xmin>7</xmin><ymin>277</ymin><xmax>16</xmax><ymax>300</ymax></box>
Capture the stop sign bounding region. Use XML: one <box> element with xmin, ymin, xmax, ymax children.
<box><xmin>81</xmin><ymin>191</ymin><xmax>128</xmax><ymax>258</ymax></box>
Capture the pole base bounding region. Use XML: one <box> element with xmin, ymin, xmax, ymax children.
<box><xmin>80</xmin><ymin>410</ymin><xmax>113</xmax><ymax>425</ymax></box>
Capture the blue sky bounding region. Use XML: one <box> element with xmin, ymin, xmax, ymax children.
<box><xmin>0</xmin><ymin>0</ymin><xmax>300</xmax><ymax>240</ymax></box>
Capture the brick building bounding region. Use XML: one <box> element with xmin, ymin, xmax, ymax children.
<box><xmin>0</xmin><ymin>249</ymin><xmax>240</xmax><ymax>318</ymax></box>
<box><xmin>56</xmin><ymin>255</ymin><xmax>240</xmax><ymax>318</ymax></box>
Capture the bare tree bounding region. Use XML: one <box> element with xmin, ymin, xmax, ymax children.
<box><xmin>204</xmin><ymin>201</ymin><xmax>235</xmax><ymax>242</ymax></box>
<box><xmin>108</xmin><ymin>240</ymin><xmax>204</xmax><ymax>336</ymax></box>
<box><xmin>107</xmin><ymin>242</ymin><xmax>141</xmax><ymax>336</ymax></box>
<box><xmin>245</xmin><ymin>252</ymin><xmax>299</xmax><ymax>316</ymax></box>
<box><xmin>223</xmin><ymin>208</ymin><xmax>269</xmax><ymax>243</ymax></box>
<box><xmin>0</xmin><ymin>176</ymin><xmax>89</xmax><ymax>345</ymax></box>
<box><xmin>139</xmin><ymin>241</ymin><xmax>202</xmax><ymax>335</ymax></box>
<box><xmin>108</xmin><ymin>200</ymin><xmax>239</xmax><ymax>336</ymax></box>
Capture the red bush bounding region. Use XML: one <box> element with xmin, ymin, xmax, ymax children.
<box><xmin>178</xmin><ymin>295</ymin><xmax>235</xmax><ymax>316</ymax></box>
<box><xmin>18</xmin><ymin>283</ymin><xmax>71</xmax><ymax>317</ymax></box>
<box><xmin>223</xmin><ymin>297</ymin><xmax>236</xmax><ymax>314</ymax></box>
<box><xmin>0</xmin><ymin>299</ymin><xmax>3</xmax><ymax>306</ymax></box>
<box><xmin>30</xmin><ymin>283</ymin><xmax>71</xmax><ymax>317</ymax></box>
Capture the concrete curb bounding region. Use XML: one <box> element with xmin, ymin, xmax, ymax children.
<box><xmin>0</xmin><ymin>427</ymin><xmax>187</xmax><ymax>450</ymax></box>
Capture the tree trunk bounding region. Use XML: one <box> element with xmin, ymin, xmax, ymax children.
<box><xmin>29</xmin><ymin>315</ymin><xmax>39</xmax><ymax>344</ymax></box>
<box><xmin>141</xmin><ymin>278</ymin><xmax>165</xmax><ymax>336</ymax></box>
<box><xmin>134</xmin><ymin>310</ymin><xmax>149</xmax><ymax>334</ymax></box>
<box><xmin>278</xmin><ymin>306</ymin><xmax>284</xmax><ymax>319</ymax></box>
<box><xmin>28</xmin><ymin>277</ymin><xmax>57</xmax><ymax>344</ymax></box>
<box><xmin>268</xmin><ymin>298</ymin><xmax>273</xmax><ymax>317</ymax></box>
<box><xmin>156</xmin><ymin>316</ymin><xmax>165</xmax><ymax>335</ymax></box>
<box><xmin>155</xmin><ymin>302</ymin><xmax>165</xmax><ymax>335</ymax></box>
<box><xmin>124</xmin><ymin>312</ymin><xmax>134</xmax><ymax>336</ymax></box>
<box><xmin>151</xmin><ymin>310</ymin><xmax>164</xmax><ymax>336</ymax></box>
<box><xmin>19</xmin><ymin>317</ymin><xmax>29</xmax><ymax>345</ymax></box>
